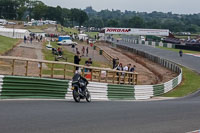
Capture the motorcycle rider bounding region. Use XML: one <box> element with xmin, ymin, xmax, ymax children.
<box><xmin>72</xmin><ymin>73</ymin><xmax>88</xmax><ymax>95</ymax></box>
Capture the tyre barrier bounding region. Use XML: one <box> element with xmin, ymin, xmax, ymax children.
<box><xmin>0</xmin><ymin>72</ymin><xmax>182</xmax><ymax>100</ymax></box>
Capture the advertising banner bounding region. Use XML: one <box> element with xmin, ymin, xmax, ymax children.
<box><xmin>105</xmin><ymin>28</ymin><xmax>169</xmax><ymax>36</ymax></box>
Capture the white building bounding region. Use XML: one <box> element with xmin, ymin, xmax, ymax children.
<box><xmin>0</xmin><ymin>28</ymin><xmax>30</xmax><ymax>38</ymax></box>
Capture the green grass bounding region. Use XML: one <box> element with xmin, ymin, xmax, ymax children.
<box><xmin>156</xmin><ymin>46</ymin><xmax>200</xmax><ymax>54</ymax></box>
<box><xmin>163</xmin><ymin>67</ymin><xmax>200</xmax><ymax>97</ymax></box>
<box><xmin>26</xmin><ymin>25</ymin><xmax>49</xmax><ymax>30</ymax></box>
<box><xmin>113</xmin><ymin>34</ymin><xmax>121</xmax><ymax>39</ymax></box>
<box><xmin>57</xmin><ymin>25</ymin><xmax>79</xmax><ymax>35</ymax></box>
<box><xmin>0</xmin><ymin>35</ymin><xmax>19</xmax><ymax>54</ymax></box>
<box><xmin>85</xmin><ymin>32</ymin><xmax>98</xmax><ymax>39</ymax></box>
<box><xmin>43</xmin><ymin>42</ymin><xmax>110</xmax><ymax>76</ymax></box>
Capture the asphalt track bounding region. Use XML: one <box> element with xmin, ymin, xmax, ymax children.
<box><xmin>0</xmin><ymin>40</ymin><xmax>200</xmax><ymax>133</ymax></box>
<box><xmin>0</xmin><ymin>93</ymin><xmax>200</xmax><ymax>133</ymax></box>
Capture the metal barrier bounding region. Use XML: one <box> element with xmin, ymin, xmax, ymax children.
<box><xmin>0</xmin><ymin>56</ymin><xmax>138</xmax><ymax>85</ymax></box>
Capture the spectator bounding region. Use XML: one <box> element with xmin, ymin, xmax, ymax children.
<box><xmin>113</xmin><ymin>58</ymin><xmax>119</xmax><ymax>69</ymax></box>
<box><xmin>130</xmin><ymin>65</ymin><xmax>136</xmax><ymax>72</ymax></box>
<box><xmin>30</xmin><ymin>37</ymin><xmax>33</xmax><ymax>44</ymax></box>
<box><xmin>123</xmin><ymin>64</ymin><xmax>131</xmax><ymax>71</ymax></box>
<box><xmin>115</xmin><ymin>63</ymin><xmax>123</xmax><ymax>71</ymax></box>
<box><xmin>74</xmin><ymin>51</ymin><xmax>81</xmax><ymax>71</ymax></box>
<box><xmin>85</xmin><ymin>58</ymin><xmax>93</xmax><ymax>72</ymax></box>
<box><xmin>85</xmin><ymin>58</ymin><xmax>93</xmax><ymax>66</ymax></box>
<box><xmin>82</xmin><ymin>46</ymin><xmax>85</xmax><ymax>56</ymax></box>
<box><xmin>40</xmin><ymin>35</ymin><xmax>43</xmax><ymax>42</ymax></box>
<box><xmin>24</xmin><ymin>36</ymin><xmax>27</xmax><ymax>44</ymax></box>
<box><xmin>76</xmin><ymin>48</ymin><xmax>79</xmax><ymax>54</ymax></box>
<box><xmin>57</xmin><ymin>47</ymin><xmax>62</xmax><ymax>56</ymax></box>
<box><xmin>71</xmin><ymin>44</ymin><xmax>75</xmax><ymax>52</ymax></box>
<box><xmin>86</xmin><ymin>47</ymin><xmax>89</xmax><ymax>57</ymax></box>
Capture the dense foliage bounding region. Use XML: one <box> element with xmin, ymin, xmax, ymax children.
<box><xmin>1</xmin><ymin>0</ymin><xmax>200</xmax><ymax>33</ymax></box>
<box><xmin>0</xmin><ymin>0</ymin><xmax>88</xmax><ymax>27</ymax></box>
<box><xmin>85</xmin><ymin>7</ymin><xmax>200</xmax><ymax>33</ymax></box>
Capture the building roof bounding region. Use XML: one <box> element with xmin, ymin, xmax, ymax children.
<box><xmin>0</xmin><ymin>28</ymin><xmax>29</xmax><ymax>33</ymax></box>
<box><xmin>28</xmin><ymin>29</ymin><xmax>45</xmax><ymax>33</ymax></box>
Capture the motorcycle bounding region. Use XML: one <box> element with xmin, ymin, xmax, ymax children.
<box><xmin>71</xmin><ymin>73</ymin><xmax>91</xmax><ymax>103</ymax></box>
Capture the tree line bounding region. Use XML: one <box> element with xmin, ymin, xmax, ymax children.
<box><xmin>0</xmin><ymin>0</ymin><xmax>88</xmax><ymax>27</ymax></box>
<box><xmin>1</xmin><ymin>0</ymin><xmax>200</xmax><ymax>33</ymax></box>
<box><xmin>85</xmin><ymin>7</ymin><xmax>200</xmax><ymax>33</ymax></box>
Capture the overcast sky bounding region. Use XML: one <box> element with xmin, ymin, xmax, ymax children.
<box><xmin>40</xmin><ymin>0</ymin><xmax>200</xmax><ymax>14</ymax></box>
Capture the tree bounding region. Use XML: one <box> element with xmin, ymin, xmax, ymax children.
<box><xmin>128</xmin><ymin>16</ymin><xmax>145</xmax><ymax>28</ymax></box>
<box><xmin>107</xmin><ymin>19</ymin><xmax>119</xmax><ymax>27</ymax></box>
<box><xmin>70</xmin><ymin>9</ymin><xmax>88</xmax><ymax>27</ymax></box>
<box><xmin>32</xmin><ymin>2</ymin><xmax>47</xmax><ymax>20</ymax></box>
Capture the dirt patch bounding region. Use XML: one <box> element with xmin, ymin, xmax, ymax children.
<box><xmin>96</xmin><ymin>42</ymin><xmax>177</xmax><ymax>85</ymax></box>
<box><xmin>0</xmin><ymin>41</ymin><xmax>43</xmax><ymax>77</ymax></box>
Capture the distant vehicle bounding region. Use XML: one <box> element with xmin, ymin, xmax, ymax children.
<box><xmin>89</xmin><ymin>39</ymin><xmax>96</xmax><ymax>44</ymax></box>
<box><xmin>28</xmin><ymin>22</ymin><xmax>32</xmax><ymax>26</ymax></box>
<box><xmin>0</xmin><ymin>19</ymin><xmax>7</xmax><ymax>25</ymax></box>
<box><xmin>24</xmin><ymin>22</ymin><xmax>29</xmax><ymax>26</ymax></box>
<box><xmin>57</xmin><ymin>40</ymin><xmax>78</xmax><ymax>46</ymax></box>
<box><xmin>8</xmin><ymin>22</ymin><xmax>16</xmax><ymax>25</ymax></box>
<box><xmin>58</xmin><ymin>36</ymin><xmax>71</xmax><ymax>42</ymax></box>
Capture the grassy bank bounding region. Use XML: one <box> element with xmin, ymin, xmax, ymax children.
<box><xmin>156</xmin><ymin>46</ymin><xmax>200</xmax><ymax>54</ymax></box>
<box><xmin>163</xmin><ymin>67</ymin><xmax>200</xmax><ymax>97</ymax></box>
<box><xmin>26</xmin><ymin>25</ymin><xmax>49</xmax><ymax>30</ymax></box>
<box><xmin>85</xmin><ymin>32</ymin><xmax>98</xmax><ymax>39</ymax></box>
<box><xmin>57</xmin><ymin>25</ymin><xmax>79</xmax><ymax>35</ymax></box>
<box><xmin>0</xmin><ymin>35</ymin><xmax>19</xmax><ymax>55</ymax></box>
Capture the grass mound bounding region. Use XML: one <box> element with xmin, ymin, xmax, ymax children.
<box><xmin>164</xmin><ymin>67</ymin><xmax>200</xmax><ymax>97</ymax></box>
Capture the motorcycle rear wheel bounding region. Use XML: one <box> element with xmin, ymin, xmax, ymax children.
<box><xmin>86</xmin><ymin>90</ymin><xmax>91</xmax><ymax>102</ymax></box>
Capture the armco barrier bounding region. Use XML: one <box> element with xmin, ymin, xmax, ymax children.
<box><xmin>0</xmin><ymin>75</ymin><xmax>69</xmax><ymax>99</ymax></box>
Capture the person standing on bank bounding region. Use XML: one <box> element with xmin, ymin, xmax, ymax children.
<box><xmin>179</xmin><ymin>50</ymin><xmax>183</xmax><ymax>57</ymax></box>
<box><xmin>86</xmin><ymin>47</ymin><xmax>89</xmax><ymax>57</ymax></box>
<box><xmin>74</xmin><ymin>51</ymin><xmax>81</xmax><ymax>72</ymax></box>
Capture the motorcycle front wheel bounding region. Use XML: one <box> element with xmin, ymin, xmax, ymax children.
<box><xmin>73</xmin><ymin>89</ymin><xmax>80</xmax><ymax>103</ymax></box>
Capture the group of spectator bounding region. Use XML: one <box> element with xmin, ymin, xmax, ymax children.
<box><xmin>81</xmin><ymin>46</ymin><xmax>89</xmax><ymax>57</ymax></box>
<box><xmin>24</xmin><ymin>34</ymin><xmax>43</xmax><ymax>44</ymax></box>
<box><xmin>52</xmin><ymin>47</ymin><xmax>63</xmax><ymax>57</ymax></box>
<box><xmin>115</xmin><ymin>63</ymin><xmax>136</xmax><ymax>72</ymax></box>
<box><xmin>74</xmin><ymin>49</ymin><xmax>93</xmax><ymax>73</ymax></box>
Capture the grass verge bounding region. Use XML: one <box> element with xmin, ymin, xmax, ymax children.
<box><xmin>0</xmin><ymin>35</ymin><xmax>19</xmax><ymax>55</ymax></box>
<box><xmin>163</xmin><ymin>67</ymin><xmax>200</xmax><ymax>97</ymax></box>
<box><xmin>156</xmin><ymin>46</ymin><xmax>200</xmax><ymax>54</ymax></box>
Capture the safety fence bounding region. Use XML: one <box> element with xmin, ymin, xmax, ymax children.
<box><xmin>0</xmin><ymin>74</ymin><xmax>181</xmax><ymax>100</ymax></box>
<box><xmin>0</xmin><ymin>56</ymin><xmax>138</xmax><ymax>85</ymax></box>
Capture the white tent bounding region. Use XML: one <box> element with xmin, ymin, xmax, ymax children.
<box><xmin>0</xmin><ymin>28</ymin><xmax>30</xmax><ymax>39</ymax></box>
<box><xmin>78</xmin><ymin>34</ymin><xmax>88</xmax><ymax>41</ymax></box>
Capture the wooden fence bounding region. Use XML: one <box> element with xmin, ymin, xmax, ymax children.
<box><xmin>0</xmin><ymin>56</ymin><xmax>138</xmax><ymax>85</ymax></box>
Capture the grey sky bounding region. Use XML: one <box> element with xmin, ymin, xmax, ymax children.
<box><xmin>40</xmin><ymin>0</ymin><xmax>200</xmax><ymax>14</ymax></box>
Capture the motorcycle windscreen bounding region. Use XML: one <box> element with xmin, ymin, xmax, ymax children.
<box><xmin>72</xmin><ymin>74</ymin><xmax>81</xmax><ymax>82</ymax></box>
